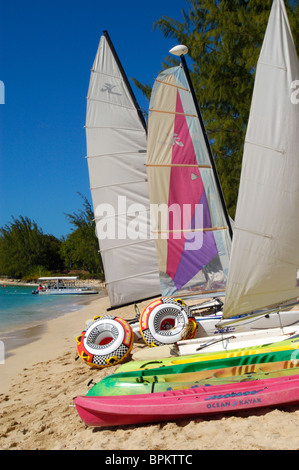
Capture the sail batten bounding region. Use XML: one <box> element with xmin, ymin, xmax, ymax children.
<box><xmin>105</xmin><ymin>269</ymin><xmax>160</xmax><ymax>284</ymax></box>
<box><xmin>147</xmin><ymin>164</ymin><xmax>212</xmax><ymax>168</ymax></box>
<box><xmin>91</xmin><ymin>180</ymin><xmax>147</xmax><ymax>190</ymax></box>
<box><xmin>153</xmin><ymin>227</ymin><xmax>229</xmax><ymax>234</ymax></box>
<box><xmin>155</xmin><ymin>79</ymin><xmax>190</xmax><ymax>91</ymax></box>
<box><xmin>87</xmin><ymin>97</ymin><xmax>140</xmax><ymax>112</ymax></box>
<box><xmin>86</xmin><ymin>32</ymin><xmax>161</xmax><ymax>307</ymax></box>
<box><xmin>245</xmin><ymin>140</ymin><xmax>285</xmax><ymax>154</ymax></box>
<box><xmin>223</xmin><ymin>0</ymin><xmax>299</xmax><ymax>319</ymax></box>
<box><xmin>149</xmin><ymin>109</ymin><xmax>197</xmax><ymax>118</ymax></box>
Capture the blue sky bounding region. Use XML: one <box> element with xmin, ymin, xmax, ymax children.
<box><xmin>0</xmin><ymin>0</ymin><xmax>187</xmax><ymax>238</ymax></box>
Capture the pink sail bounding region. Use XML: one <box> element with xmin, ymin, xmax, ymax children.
<box><xmin>147</xmin><ymin>65</ymin><xmax>232</xmax><ymax>296</ymax></box>
<box><xmin>166</xmin><ymin>90</ymin><xmax>218</xmax><ymax>290</ymax></box>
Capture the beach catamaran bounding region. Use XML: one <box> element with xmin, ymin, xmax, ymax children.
<box><xmin>136</xmin><ymin>0</ymin><xmax>299</xmax><ymax>351</ymax></box>
<box><xmin>141</xmin><ymin>0</ymin><xmax>299</xmax><ymax>356</ymax></box>
<box><xmin>80</xmin><ymin>2</ymin><xmax>299</xmax><ymax>368</ymax></box>
<box><xmin>73</xmin><ymin>2</ymin><xmax>299</xmax><ymax>429</ymax></box>
<box><xmin>85</xmin><ymin>31</ymin><xmax>161</xmax><ymax>309</ymax></box>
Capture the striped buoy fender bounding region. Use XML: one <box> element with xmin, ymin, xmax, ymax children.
<box><xmin>76</xmin><ymin>315</ymin><xmax>133</xmax><ymax>368</ymax></box>
<box><xmin>139</xmin><ymin>298</ymin><xmax>197</xmax><ymax>347</ymax></box>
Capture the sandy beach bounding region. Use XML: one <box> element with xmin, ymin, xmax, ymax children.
<box><xmin>0</xmin><ymin>293</ymin><xmax>299</xmax><ymax>451</ymax></box>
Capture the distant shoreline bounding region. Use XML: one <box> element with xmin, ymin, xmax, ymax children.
<box><xmin>0</xmin><ymin>277</ymin><xmax>105</xmax><ymax>288</ymax></box>
<box><xmin>0</xmin><ymin>278</ymin><xmax>36</xmax><ymax>286</ymax></box>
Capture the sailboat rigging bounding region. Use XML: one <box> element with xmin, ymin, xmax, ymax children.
<box><xmin>136</xmin><ymin>0</ymin><xmax>299</xmax><ymax>352</ymax></box>
<box><xmin>146</xmin><ymin>46</ymin><xmax>232</xmax><ymax>299</ymax></box>
<box><xmin>222</xmin><ymin>0</ymin><xmax>299</xmax><ymax>320</ymax></box>
<box><xmin>174</xmin><ymin>0</ymin><xmax>299</xmax><ymax>355</ymax></box>
<box><xmin>174</xmin><ymin>48</ymin><xmax>233</xmax><ymax>242</ymax></box>
<box><xmin>85</xmin><ymin>31</ymin><xmax>161</xmax><ymax>309</ymax></box>
<box><xmin>84</xmin><ymin>1</ymin><xmax>299</xmax><ymax>357</ymax></box>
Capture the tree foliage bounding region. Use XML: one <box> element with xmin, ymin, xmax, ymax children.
<box><xmin>145</xmin><ymin>0</ymin><xmax>299</xmax><ymax>216</ymax></box>
<box><xmin>0</xmin><ymin>196</ymin><xmax>104</xmax><ymax>280</ymax></box>
<box><xmin>0</xmin><ymin>216</ymin><xmax>63</xmax><ymax>278</ymax></box>
<box><xmin>59</xmin><ymin>194</ymin><xmax>104</xmax><ymax>277</ymax></box>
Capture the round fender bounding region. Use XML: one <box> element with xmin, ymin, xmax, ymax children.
<box><xmin>139</xmin><ymin>298</ymin><xmax>197</xmax><ymax>347</ymax></box>
<box><xmin>76</xmin><ymin>315</ymin><xmax>133</xmax><ymax>368</ymax></box>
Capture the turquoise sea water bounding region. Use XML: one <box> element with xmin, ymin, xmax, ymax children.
<box><xmin>0</xmin><ymin>284</ymin><xmax>93</xmax><ymax>334</ymax></box>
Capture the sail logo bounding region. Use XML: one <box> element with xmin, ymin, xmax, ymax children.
<box><xmin>158</xmin><ymin>133</ymin><xmax>184</xmax><ymax>147</ymax></box>
<box><xmin>291</xmin><ymin>80</ymin><xmax>299</xmax><ymax>104</ymax></box>
<box><xmin>172</xmin><ymin>133</ymin><xmax>184</xmax><ymax>147</ymax></box>
<box><xmin>100</xmin><ymin>83</ymin><xmax>122</xmax><ymax>96</ymax></box>
<box><xmin>0</xmin><ymin>81</ymin><xmax>4</xmax><ymax>104</ymax></box>
<box><xmin>94</xmin><ymin>196</ymin><xmax>203</xmax><ymax>250</ymax></box>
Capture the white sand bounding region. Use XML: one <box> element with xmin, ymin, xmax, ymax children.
<box><xmin>0</xmin><ymin>294</ymin><xmax>299</xmax><ymax>450</ymax></box>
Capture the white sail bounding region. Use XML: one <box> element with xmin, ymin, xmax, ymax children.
<box><xmin>223</xmin><ymin>0</ymin><xmax>299</xmax><ymax>318</ymax></box>
<box><xmin>86</xmin><ymin>32</ymin><xmax>160</xmax><ymax>308</ymax></box>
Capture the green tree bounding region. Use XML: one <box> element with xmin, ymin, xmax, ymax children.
<box><xmin>60</xmin><ymin>194</ymin><xmax>104</xmax><ymax>278</ymax></box>
<box><xmin>144</xmin><ymin>0</ymin><xmax>299</xmax><ymax>216</ymax></box>
<box><xmin>0</xmin><ymin>216</ymin><xmax>63</xmax><ymax>278</ymax></box>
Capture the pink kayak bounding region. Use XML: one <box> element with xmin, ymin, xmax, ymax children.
<box><xmin>74</xmin><ymin>374</ymin><xmax>299</xmax><ymax>427</ymax></box>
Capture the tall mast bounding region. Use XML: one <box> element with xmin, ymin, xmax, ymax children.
<box><xmin>177</xmin><ymin>50</ymin><xmax>233</xmax><ymax>240</ymax></box>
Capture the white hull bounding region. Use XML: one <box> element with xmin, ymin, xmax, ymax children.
<box><xmin>195</xmin><ymin>309</ymin><xmax>299</xmax><ymax>337</ymax></box>
<box><xmin>131</xmin><ymin>309</ymin><xmax>299</xmax><ymax>342</ymax></box>
<box><xmin>178</xmin><ymin>325</ymin><xmax>299</xmax><ymax>356</ymax></box>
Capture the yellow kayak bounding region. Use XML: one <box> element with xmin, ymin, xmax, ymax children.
<box><xmin>119</xmin><ymin>336</ymin><xmax>299</xmax><ymax>372</ymax></box>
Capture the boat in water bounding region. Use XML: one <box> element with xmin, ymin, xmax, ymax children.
<box><xmin>32</xmin><ymin>277</ymin><xmax>98</xmax><ymax>295</ymax></box>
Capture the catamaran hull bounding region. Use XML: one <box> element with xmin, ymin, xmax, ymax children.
<box><xmin>131</xmin><ymin>326</ymin><xmax>299</xmax><ymax>363</ymax></box>
<box><xmin>178</xmin><ymin>326</ymin><xmax>299</xmax><ymax>356</ymax></box>
<box><xmin>131</xmin><ymin>309</ymin><xmax>299</xmax><ymax>341</ymax></box>
<box><xmin>195</xmin><ymin>310</ymin><xmax>299</xmax><ymax>336</ymax></box>
<box><xmin>74</xmin><ymin>374</ymin><xmax>299</xmax><ymax>427</ymax></box>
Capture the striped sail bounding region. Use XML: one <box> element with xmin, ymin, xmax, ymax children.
<box><xmin>86</xmin><ymin>32</ymin><xmax>160</xmax><ymax>308</ymax></box>
<box><xmin>223</xmin><ymin>0</ymin><xmax>299</xmax><ymax>318</ymax></box>
<box><xmin>147</xmin><ymin>65</ymin><xmax>232</xmax><ymax>297</ymax></box>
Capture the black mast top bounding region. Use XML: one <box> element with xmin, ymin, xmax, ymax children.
<box><xmin>103</xmin><ymin>30</ymin><xmax>147</xmax><ymax>134</ymax></box>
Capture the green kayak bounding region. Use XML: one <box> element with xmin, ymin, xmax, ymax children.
<box><xmin>87</xmin><ymin>360</ymin><xmax>299</xmax><ymax>396</ymax></box>
<box><xmin>87</xmin><ymin>349</ymin><xmax>299</xmax><ymax>396</ymax></box>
